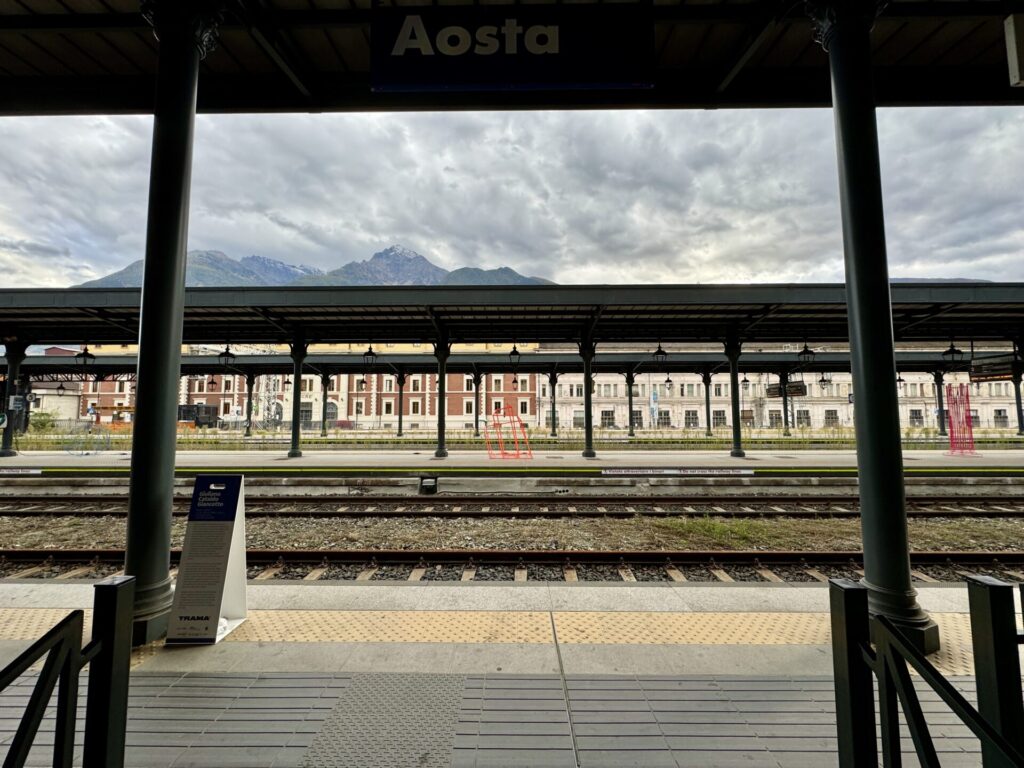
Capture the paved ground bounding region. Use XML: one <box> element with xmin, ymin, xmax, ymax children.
<box><xmin>2</xmin><ymin>581</ymin><xmax>1015</xmax><ymax>767</ymax></box>
<box><xmin>1</xmin><ymin>448</ymin><xmax>1023</xmax><ymax>472</ymax></box>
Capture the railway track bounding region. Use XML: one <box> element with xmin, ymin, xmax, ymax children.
<box><xmin>2</xmin><ymin>548</ymin><xmax>1022</xmax><ymax>585</ymax></box>
<box><xmin>1</xmin><ymin>494</ymin><xmax>1023</xmax><ymax>518</ymax></box>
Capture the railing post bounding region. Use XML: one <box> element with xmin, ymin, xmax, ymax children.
<box><xmin>84</xmin><ymin>575</ymin><xmax>136</xmax><ymax>767</ymax></box>
<box><xmin>829</xmin><ymin>579</ymin><xmax>878</xmax><ymax>768</ymax></box>
<box><xmin>967</xmin><ymin>575</ymin><xmax>1024</xmax><ymax>768</ymax></box>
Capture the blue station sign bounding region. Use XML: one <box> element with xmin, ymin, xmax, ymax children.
<box><xmin>371</xmin><ymin>6</ymin><xmax>653</xmax><ymax>92</ymax></box>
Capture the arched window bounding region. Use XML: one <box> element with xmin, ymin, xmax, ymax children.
<box><xmin>326</xmin><ymin>401</ymin><xmax>338</xmax><ymax>422</ymax></box>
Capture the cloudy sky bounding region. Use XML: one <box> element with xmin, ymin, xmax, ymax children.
<box><xmin>0</xmin><ymin>106</ymin><xmax>1021</xmax><ymax>287</ymax></box>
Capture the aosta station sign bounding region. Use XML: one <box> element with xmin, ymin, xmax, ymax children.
<box><xmin>372</xmin><ymin>6</ymin><xmax>652</xmax><ymax>92</ymax></box>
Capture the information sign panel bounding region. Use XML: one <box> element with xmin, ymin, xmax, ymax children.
<box><xmin>766</xmin><ymin>382</ymin><xmax>808</xmax><ymax>398</ymax></box>
<box><xmin>371</xmin><ymin>5</ymin><xmax>653</xmax><ymax>92</ymax></box>
<box><xmin>167</xmin><ymin>475</ymin><xmax>247</xmax><ymax>644</ymax></box>
<box><xmin>969</xmin><ymin>355</ymin><xmax>1016</xmax><ymax>383</ymax></box>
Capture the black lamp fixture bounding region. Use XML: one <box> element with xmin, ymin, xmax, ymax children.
<box><xmin>797</xmin><ymin>343</ymin><xmax>815</xmax><ymax>365</ymax></box>
<box><xmin>664</xmin><ymin>373</ymin><xmax>673</xmax><ymax>392</ymax></box>
<box><xmin>508</xmin><ymin>344</ymin><xmax>521</xmax><ymax>369</ymax></box>
<box><xmin>217</xmin><ymin>344</ymin><xmax>236</xmax><ymax>368</ymax></box>
<box><xmin>283</xmin><ymin>377</ymin><xmax>291</xmax><ymax>389</ymax></box>
<box><xmin>75</xmin><ymin>345</ymin><xmax>96</xmax><ymax>369</ymax></box>
<box><xmin>56</xmin><ymin>382</ymin><xmax>66</xmax><ymax>397</ymax></box>
<box><xmin>896</xmin><ymin>374</ymin><xmax>906</xmax><ymax>390</ymax></box>
<box><xmin>742</xmin><ymin>374</ymin><xmax>750</xmax><ymax>392</ymax></box>
<box><xmin>363</xmin><ymin>344</ymin><xmax>377</xmax><ymax>368</ymax></box>
<box><xmin>652</xmin><ymin>343</ymin><xmax>668</xmax><ymax>366</ymax></box>
<box><xmin>358</xmin><ymin>376</ymin><xmax>367</xmax><ymax>392</ymax></box>
<box><xmin>942</xmin><ymin>341</ymin><xmax>964</xmax><ymax>364</ymax></box>
<box><xmin>207</xmin><ymin>376</ymin><xmax>217</xmax><ymax>389</ymax></box>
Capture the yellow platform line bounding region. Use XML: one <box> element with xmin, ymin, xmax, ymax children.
<box><xmin>0</xmin><ymin>608</ymin><xmax>983</xmax><ymax>676</ymax></box>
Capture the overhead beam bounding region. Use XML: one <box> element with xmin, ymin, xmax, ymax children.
<box><xmin>717</xmin><ymin>2</ymin><xmax>790</xmax><ymax>93</ymax></box>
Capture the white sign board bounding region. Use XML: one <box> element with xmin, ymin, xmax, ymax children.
<box><xmin>167</xmin><ymin>475</ymin><xmax>247</xmax><ymax>644</ymax></box>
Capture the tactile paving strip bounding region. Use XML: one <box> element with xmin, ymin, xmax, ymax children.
<box><xmin>226</xmin><ymin>609</ymin><xmax>554</xmax><ymax>644</ymax></box>
<box><xmin>555</xmin><ymin>611</ymin><xmax>831</xmax><ymax>645</ymax></box>
<box><xmin>301</xmin><ymin>673</ymin><xmax>464</xmax><ymax>768</ymax></box>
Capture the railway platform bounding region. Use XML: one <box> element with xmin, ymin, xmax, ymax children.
<box><xmin>0</xmin><ymin>580</ymin><xmax>1006</xmax><ymax>767</ymax></box>
<box><xmin>1</xmin><ymin>448</ymin><xmax>1023</xmax><ymax>479</ymax></box>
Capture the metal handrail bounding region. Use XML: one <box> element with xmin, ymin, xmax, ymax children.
<box><xmin>0</xmin><ymin>576</ymin><xmax>135</xmax><ymax>768</ymax></box>
<box><xmin>830</xmin><ymin>577</ymin><xmax>1024</xmax><ymax>768</ymax></box>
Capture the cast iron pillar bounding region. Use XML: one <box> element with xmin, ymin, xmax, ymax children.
<box><xmin>472</xmin><ymin>372</ymin><xmax>482</xmax><ymax>438</ymax></box>
<box><xmin>724</xmin><ymin>338</ymin><xmax>745</xmax><ymax>457</ymax></box>
<box><xmin>320</xmin><ymin>373</ymin><xmax>330</xmax><ymax>437</ymax></box>
<box><xmin>434</xmin><ymin>337</ymin><xmax>451</xmax><ymax>458</ymax></box>
<box><xmin>287</xmin><ymin>338</ymin><xmax>306</xmax><ymax>458</ymax></box>
<box><xmin>244</xmin><ymin>373</ymin><xmax>255</xmax><ymax>437</ymax></box>
<box><xmin>779</xmin><ymin>370</ymin><xmax>792</xmax><ymax>436</ymax></box>
<box><xmin>579</xmin><ymin>338</ymin><xmax>596</xmax><ymax>458</ymax></box>
<box><xmin>396</xmin><ymin>371</ymin><xmax>406</xmax><ymax>437</ymax></box>
<box><xmin>124</xmin><ymin>0</ymin><xmax>221</xmax><ymax>645</ymax></box>
<box><xmin>809</xmin><ymin>0</ymin><xmax>939</xmax><ymax>652</ymax></box>
<box><xmin>0</xmin><ymin>341</ymin><xmax>27</xmax><ymax>457</ymax></box>
<box><xmin>1013</xmin><ymin>368</ymin><xmax>1024</xmax><ymax>436</ymax></box>
<box><xmin>933</xmin><ymin>370</ymin><xmax>947</xmax><ymax>436</ymax></box>
<box><xmin>701</xmin><ymin>371</ymin><xmax>713</xmax><ymax>437</ymax></box>
<box><xmin>625</xmin><ymin>372</ymin><xmax>636</xmax><ymax>438</ymax></box>
<box><xmin>548</xmin><ymin>371</ymin><xmax>559</xmax><ymax>438</ymax></box>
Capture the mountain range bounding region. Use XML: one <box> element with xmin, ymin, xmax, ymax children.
<box><xmin>76</xmin><ymin>246</ymin><xmax>553</xmax><ymax>288</ymax></box>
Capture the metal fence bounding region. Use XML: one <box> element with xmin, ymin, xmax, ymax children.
<box><xmin>0</xmin><ymin>576</ymin><xmax>134</xmax><ymax>768</ymax></box>
<box><xmin>830</xmin><ymin>576</ymin><xmax>1024</xmax><ymax>767</ymax></box>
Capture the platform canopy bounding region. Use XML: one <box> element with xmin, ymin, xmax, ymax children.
<box><xmin>0</xmin><ymin>350</ymin><xmax>976</xmax><ymax>379</ymax></box>
<box><xmin>0</xmin><ymin>283</ymin><xmax>1022</xmax><ymax>347</ymax></box>
<box><xmin>1</xmin><ymin>1</ymin><xmax>1023</xmax><ymax>116</ymax></box>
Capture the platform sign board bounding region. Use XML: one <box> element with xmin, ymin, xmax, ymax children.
<box><xmin>167</xmin><ymin>475</ymin><xmax>247</xmax><ymax>645</ymax></box>
<box><xmin>766</xmin><ymin>382</ymin><xmax>808</xmax><ymax>398</ymax></box>
<box><xmin>371</xmin><ymin>5</ymin><xmax>653</xmax><ymax>92</ymax></box>
<box><xmin>969</xmin><ymin>355</ymin><xmax>1016</xmax><ymax>383</ymax></box>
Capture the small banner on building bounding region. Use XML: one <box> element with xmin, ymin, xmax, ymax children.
<box><xmin>371</xmin><ymin>5</ymin><xmax>654</xmax><ymax>92</ymax></box>
<box><xmin>167</xmin><ymin>475</ymin><xmax>247</xmax><ymax>645</ymax></box>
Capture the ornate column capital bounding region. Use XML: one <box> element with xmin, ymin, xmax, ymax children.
<box><xmin>142</xmin><ymin>0</ymin><xmax>225</xmax><ymax>59</ymax></box>
<box><xmin>805</xmin><ymin>1</ymin><xmax>887</xmax><ymax>52</ymax></box>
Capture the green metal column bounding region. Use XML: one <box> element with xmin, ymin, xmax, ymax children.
<box><xmin>580</xmin><ymin>338</ymin><xmax>596</xmax><ymax>458</ymax></box>
<box><xmin>1013</xmin><ymin>369</ymin><xmax>1023</xmax><ymax>436</ymax></box>
<box><xmin>933</xmin><ymin>370</ymin><xmax>947</xmax><ymax>436</ymax></box>
<box><xmin>396</xmin><ymin>371</ymin><xmax>406</xmax><ymax>437</ymax></box>
<box><xmin>779</xmin><ymin>370</ymin><xmax>792</xmax><ymax>436</ymax></box>
<box><xmin>548</xmin><ymin>371</ymin><xmax>558</xmax><ymax>438</ymax></box>
<box><xmin>288</xmin><ymin>338</ymin><xmax>306</xmax><ymax>458</ymax></box>
<box><xmin>724</xmin><ymin>338</ymin><xmax>745</xmax><ymax>458</ymax></box>
<box><xmin>625</xmin><ymin>372</ymin><xmax>636</xmax><ymax>438</ymax></box>
<box><xmin>701</xmin><ymin>371</ymin><xmax>713</xmax><ymax>437</ymax></box>
<box><xmin>434</xmin><ymin>338</ymin><xmax>450</xmax><ymax>458</ymax></box>
<box><xmin>0</xmin><ymin>341</ymin><xmax>27</xmax><ymax>457</ymax></box>
<box><xmin>124</xmin><ymin>1</ymin><xmax>221</xmax><ymax>645</ymax></box>
<box><xmin>809</xmin><ymin>0</ymin><xmax>938</xmax><ymax>652</ymax></box>
<box><xmin>472</xmin><ymin>372</ymin><xmax>482</xmax><ymax>438</ymax></box>
<box><xmin>244</xmin><ymin>373</ymin><xmax>254</xmax><ymax>438</ymax></box>
<box><xmin>320</xmin><ymin>373</ymin><xmax>329</xmax><ymax>438</ymax></box>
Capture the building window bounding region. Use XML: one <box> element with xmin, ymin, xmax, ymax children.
<box><xmin>657</xmin><ymin>410</ymin><xmax>671</xmax><ymax>427</ymax></box>
<box><xmin>225</xmin><ymin>378</ymin><xmax>233</xmax><ymax>392</ymax></box>
<box><xmin>825</xmin><ymin>409</ymin><xmax>839</xmax><ymax>427</ymax></box>
<box><xmin>354</xmin><ymin>401</ymin><xmax>364</xmax><ymax>416</ymax></box>
<box><xmin>465</xmin><ymin>400</ymin><xmax>474</xmax><ymax>415</ymax></box>
<box><xmin>493</xmin><ymin>376</ymin><xmax>503</xmax><ymax>392</ymax></box>
<box><xmin>196</xmin><ymin>379</ymin><xmax>205</xmax><ymax>394</ymax></box>
<box><xmin>384</xmin><ymin>401</ymin><xmax>394</xmax><ymax>415</ymax></box>
<box><xmin>684</xmin><ymin>410</ymin><xmax>699</xmax><ymax>428</ymax></box>
<box><xmin>909</xmin><ymin>409</ymin><xmax>923</xmax><ymax>427</ymax></box>
<box><xmin>631</xmin><ymin>410</ymin><xmax>644</xmax><ymax>429</ymax></box>
<box><xmin>573</xmin><ymin>384</ymin><xmax>584</xmax><ymax>397</ymax></box>
<box><xmin>222</xmin><ymin>401</ymin><xmax>231</xmax><ymax>416</ymax></box>
<box><xmin>116</xmin><ymin>381</ymin><xmax>126</xmax><ymax>393</ymax></box>
<box><xmin>541</xmin><ymin>385</ymin><xmax>548</xmax><ymax>397</ymax></box>
<box><xmin>412</xmin><ymin>378</ymin><xmax>421</xmax><ymax>392</ymax></box>
<box><xmin>768</xmin><ymin>410</ymin><xmax>782</xmax><ymax>428</ymax></box>
<box><xmin>520</xmin><ymin>378</ymin><xmax>528</xmax><ymax>392</ymax></box>
<box><xmin>741</xmin><ymin>409</ymin><xmax>754</xmax><ymax>426</ymax></box>
<box><xmin>572</xmin><ymin>410</ymin><xmax>585</xmax><ymax>429</ymax></box>
<box><xmin>600</xmin><ymin>410</ymin><xmax>615</xmax><ymax>427</ymax></box>
<box><xmin>686</xmin><ymin>383</ymin><xmax>695</xmax><ymax>398</ymax></box>
<box><xmin>465</xmin><ymin>377</ymin><xmax>474</xmax><ymax>391</ymax></box>
<box><xmin>299</xmin><ymin>402</ymin><xmax>313</xmax><ymax>425</ymax></box>
<box><xmin>713</xmin><ymin>410</ymin><xmax>727</xmax><ymax>427</ymax></box>
<box><xmin>385</xmin><ymin>378</ymin><xmax>394</xmax><ymax>393</ymax></box>
<box><xmin>995</xmin><ymin>409</ymin><xmax>1009</xmax><ymax>428</ymax></box>
<box><xmin>714</xmin><ymin>384</ymin><xmax>723</xmax><ymax>397</ymax></box>
<box><xmin>520</xmin><ymin>400</ymin><xmax>529</xmax><ymax>416</ymax></box>
<box><xmin>545</xmin><ymin>413</ymin><xmax>560</xmax><ymax>428</ymax></box>
<box><xmin>492</xmin><ymin>399</ymin><xmax>503</xmax><ymax>414</ymax></box>
<box><xmin>411</xmin><ymin>400</ymin><xmax>421</xmax><ymax>415</ymax></box>
<box><xmin>796</xmin><ymin>410</ymin><xmax>811</xmax><ymax>428</ymax></box>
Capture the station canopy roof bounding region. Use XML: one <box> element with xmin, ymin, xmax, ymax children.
<box><xmin>1</xmin><ymin>283</ymin><xmax>1022</xmax><ymax>348</ymax></box>
<box><xmin>1</xmin><ymin>1</ymin><xmax>1023</xmax><ymax>116</ymax></box>
<box><xmin>1</xmin><ymin>350</ymin><xmax>987</xmax><ymax>379</ymax></box>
